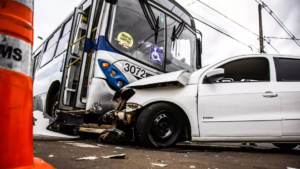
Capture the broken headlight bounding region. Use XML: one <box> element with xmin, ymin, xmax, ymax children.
<box><xmin>125</xmin><ymin>103</ymin><xmax>142</xmax><ymax>112</ymax></box>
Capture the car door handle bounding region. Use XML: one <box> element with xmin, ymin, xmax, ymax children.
<box><xmin>263</xmin><ymin>91</ymin><xmax>278</xmax><ymax>98</ymax></box>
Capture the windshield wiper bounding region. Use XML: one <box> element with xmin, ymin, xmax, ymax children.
<box><xmin>139</xmin><ymin>0</ymin><xmax>160</xmax><ymax>44</ymax></box>
<box><xmin>171</xmin><ymin>22</ymin><xmax>186</xmax><ymax>48</ymax></box>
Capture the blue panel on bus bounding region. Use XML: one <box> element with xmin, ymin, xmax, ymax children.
<box><xmin>84</xmin><ymin>38</ymin><xmax>94</xmax><ymax>53</ymax></box>
<box><xmin>98</xmin><ymin>59</ymin><xmax>129</xmax><ymax>90</ymax></box>
<box><xmin>97</xmin><ymin>36</ymin><xmax>119</xmax><ymax>54</ymax></box>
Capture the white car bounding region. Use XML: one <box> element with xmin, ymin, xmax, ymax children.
<box><xmin>105</xmin><ymin>54</ymin><xmax>300</xmax><ymax>149</ymax></box>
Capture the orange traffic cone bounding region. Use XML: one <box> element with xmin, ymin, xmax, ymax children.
<box><xmin>0</xmin><ymin>0</ymin><xmax>54</xmax><ymax>168</ymax></box>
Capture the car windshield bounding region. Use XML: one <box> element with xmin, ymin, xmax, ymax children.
<box><xmin>107</xmin><ymin>0</ymin><xmax>196</xmax><ymax>72</ymax></box>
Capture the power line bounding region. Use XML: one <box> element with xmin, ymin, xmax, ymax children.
<box><xmin>264</xmin><ymin>39</ymin><xmax>280</xmax><ymax>54</ymax></box>
<box><xmin>192</xmin><ymin>16</ymin><xmax>258</xmax><ymax>52</ymax></box>
<box><xmin>34</xmin><ymin>17</ymin><xmax>46</xmax><ymax>37</ymax></box>
<box><xmin>185</xmin><ymin>0</ymin><xmax>280</xmax><ymax>54</ymax></box>
<box><xmin>255</xmin><ymin>0</ymin><xmax>300</xmax><ymax>47</ymax></box>
<box><xmin>265</xmin><ymin>36</ymin><xmax>300</xmax><ymax>40</ymax></box>
<box><xmin>188</xmin><ymin>9</ymin><xmax>231</xmax><ymax>37</ymax></box>
<box><xmin>196</xmin><ymin>0</ymin><xmax>259</xmax><ymax>37</ymax></box>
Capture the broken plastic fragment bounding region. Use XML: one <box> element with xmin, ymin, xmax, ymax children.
<box><xmin>76</xmin><ymin>156</ymin><xmax>98</xmax><ymax>161</ymax></box>
<box><xmin>190</xmin><ymin>166</ymin><xmax>196</xmax><ymax>168</ymax></box>
<box><xmin>61</xmin><ymin>141</ymin><xmax>99</xmax><ymax>148</ymax></box>
<box><xmin>151</xmin><ymin>163</ymin><xmax>167</xmax><ymax>167</ymax></box>
<box><xmin>115</xmin><ymin>147</ymin><xmax>123</xmax><ymax>149</ymax></box>
<box><xmin>48</xmin><ymin>155</ymin><xmax>54</xmax><ymax>157</ymax></box>
<box><xmin>101</xmin><ymin>154</ymin><xmax>126</xmax><ymax>159</ymax></box>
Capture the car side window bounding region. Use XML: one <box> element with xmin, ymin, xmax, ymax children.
<box><xmin>217</xmin><ymin>57</ymin><xmax>270</xmax><ymax>83</ymax></box>
<box><xmin>277</xmin><ymin>58</ymin><xmax>300</xmax><ymax>81</ymax></box>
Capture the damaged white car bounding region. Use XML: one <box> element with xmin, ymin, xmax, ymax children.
<box><xmin>105</xmin><ymin>54</ymin><xmax>300</xmax><ymax>149</ymax></box>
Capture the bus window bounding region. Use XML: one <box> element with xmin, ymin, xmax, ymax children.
<box><xmin>165</xmin><ymin>16</ymin><xmax>196</xmax><ymax>73</ymax></box>
<box><xmin>33</xmin><ymin>52</ymin><xmax>42</xmax><ymax>78</ymax></box>
<box><xmin>56</xmin><ymin>18</ymin><xmax>73</xmax><ymax>56</ymax></box>
<box><xmin>152</xmin><ymin>0</ymin><xmax>191</xmax><ymax>26</ymax></box>
<box><xmin>63</xmin><ymin>18</ymin><xmax>73</xmax><ymax>37</ymax></box>
<box><xmin>152</xmin><ymin>0</ymin><xmax>174</xmax><ymax>10</ymax></box>
<box><xmin>40</xmin><ymin>28</ymin><xmax>62</xmax><ymax>66</ymax></box>
<box><xmin>40</xmin><ymin>44</ymin><xmax>57</xmax><ymax>66</ymax></box>
<box><xmin>45</xmin><ymin>28</ymin><xmax>61</xmax><ymax>51</ymax></box>
<box><xmin>108</xmin><ymin>0</ymin><xmax>165</xmax><ymax>70</ymax></box>
<box><xmin>171</xmin><ymin>6</ymin><xmax>191</xmax><ymax>26</ymax></box>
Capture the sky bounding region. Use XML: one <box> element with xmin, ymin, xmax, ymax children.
<box><xmin>33</xmin><ymin>0</ymin><xmax>300</xmax><ymax>65</ymax></box>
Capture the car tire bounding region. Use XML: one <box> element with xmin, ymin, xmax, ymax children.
<box><xmin>136</xmin><ymin>103</ymin><xmax>183</xmax><ymax>148</ymax></box>
<box><xmin>273</xmin><ymin>143</ymin><xmax>299</xmax><ymax>150</ymax></box>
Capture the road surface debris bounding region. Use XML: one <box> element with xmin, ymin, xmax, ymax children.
<box><xmin>101</xmin><ymin>154</ymin><xmax>126</xmax><ymax>159</ymax></box>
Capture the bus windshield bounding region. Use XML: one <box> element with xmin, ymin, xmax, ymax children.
<box><xmin>107</xmin><ymin>0</ymin><xmax>196</xmax><ymax>72</ymax></box>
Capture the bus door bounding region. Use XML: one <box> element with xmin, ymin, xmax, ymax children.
<box><xmin>58</xmin><ymin>0</ymin><xmax>97</xmax><ymax>110</ymax></box>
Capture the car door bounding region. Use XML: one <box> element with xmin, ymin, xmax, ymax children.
<box><xmin>198</xmin><ymin>56</ymin><xmax>282</xmax><ymax>137</ymax></box>
<box><xmin>274</xmin><ymin>57</ymin><xmax>300</xmax><ymax>136</ymax></box>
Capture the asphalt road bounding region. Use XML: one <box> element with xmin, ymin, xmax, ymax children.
<box><xmin>34</xmin><ymin>139</ymin><xmax>300</xmax><ymax>169</ymax></box>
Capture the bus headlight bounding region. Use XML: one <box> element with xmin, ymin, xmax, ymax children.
<box><xmin>110</xmin><ymin>69</ymin><xmax>117</xmax><ymax>77</ymax></box>
<box><xmin>98</xmin><ymin>60</ymin><xmax>129</xmax><ymax>90</ymax></box>
<box><xmin>117</xmin><ymin>80</ymin><xmax>124</xmax><ymax>88</ymax></box>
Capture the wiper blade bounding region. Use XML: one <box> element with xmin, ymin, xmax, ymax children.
<box><xmin>171</xmin><ymin>22</ymin><xmax>186</xmax><ymax>48</ymax></box>
<box><xmin>139</xmin><ymin>0</ymin><xmax>160</xmax><ymax>44</ymax></box>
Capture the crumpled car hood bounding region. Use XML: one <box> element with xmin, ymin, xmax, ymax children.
<box><xmin>113</xmin><ymin>70</ymin><xmax>191</xmax><ymax>101</ymax></box>
<box><xmin>123</xmin><ymin>70</ymin><xmax>191</xmax><ymax>89</ymax></box>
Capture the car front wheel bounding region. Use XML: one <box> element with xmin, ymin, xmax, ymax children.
<box><xmin>136</xmin><ymin>103</ymin><xmax>183</xmax><ymax>148</ymax></box>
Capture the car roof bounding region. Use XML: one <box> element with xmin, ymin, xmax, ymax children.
<box><xmin>234</xmin><ymin>54</ymin><xmax>300</xmax><ymax>59</ymax></box>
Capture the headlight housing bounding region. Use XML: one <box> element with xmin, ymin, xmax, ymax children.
<box><xmin>110</xmin><ymin>69</ymin><xmax>117</xmax><ymax>77</ymax></box>
<box><xmin>126</xmin><ymin>103</ymin><xmax>142</xmax><ymax>112</ymax></box>
<box><xmin>98</xmin><ymin>60</ymin><xmax>129</xmax><ymax>90</ymax></box>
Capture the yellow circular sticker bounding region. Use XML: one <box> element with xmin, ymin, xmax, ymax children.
<box><xmin>117</xmin><ymin>32</ymin><xmax>134</xmax><ymax>49</ymax></box>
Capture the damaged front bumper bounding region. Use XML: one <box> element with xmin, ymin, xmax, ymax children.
<box><xmin>102</xmin><ymin>103</ymin><xmax>142</xmax><ymax>125</ymax></box>
<box><xmin>45</xmin><ymin>88</ymin><xmax>140</xmax><ymax>143</ymax></box>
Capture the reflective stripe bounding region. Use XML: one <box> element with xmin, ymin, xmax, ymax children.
<box><xmin>12</xmin><ymin>0</ymin><xmax>33</xmax><ymax>11</ymax></box>
<box><xmin>0</xmin><ymin>34</ymin><xmax>32</xmax><ymax>76</ymax></box>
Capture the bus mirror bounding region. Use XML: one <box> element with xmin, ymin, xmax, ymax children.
<box><xmin>105</xmin><ymin>0</ymin><xmax>118</xmax><ymax>5</ymax></box>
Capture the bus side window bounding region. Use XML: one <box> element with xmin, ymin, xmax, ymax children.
<box><xmin>56</xmin><ymin>18</ymin><xmax>73</xmax><ymax>56</ymax></box>
<box><xmin>33</xmin><ymin>52</ymin><xmax>42</xmax><ymax>77</ymax></box>
<box><xmin>40</xmin><ymin>28</ymin><xmax>62</xmax><ymax>67</ymax></box>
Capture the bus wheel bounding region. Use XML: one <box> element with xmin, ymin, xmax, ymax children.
<box><xmin>51</xmin><ymin>92</ymin><xmax>59</xmax><ymax>119</ymax></box>
<box><xmin>136</xmin><ymin>103</ymin><xmax>183</xmax><ymax>148</ymax></box>
<box><xmin>273</xmin><ymin>143</ymin><xmax>299</xmax><ymax>150</ymax></box>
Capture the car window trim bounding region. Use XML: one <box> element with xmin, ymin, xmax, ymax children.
<box><xmin>274</xmin><ymin>57</ymin><xmax>300</xmax><ymax>82</ymax></box>
<box><xmin>201</xmin><ymin>56</ymin><xmax>272</xmax><ymax>84</ymax></box>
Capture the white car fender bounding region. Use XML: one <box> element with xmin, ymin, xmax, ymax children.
<box><xmin>127</xmin><ymin>85</ymin><xmax>200</xmax><ymax>137</ymax></box>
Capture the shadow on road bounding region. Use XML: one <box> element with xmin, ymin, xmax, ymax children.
<box><xmin>158</xmin><ymin>143</ymin><xmax>300</xmax><ymax>155</ymax></box>
<box><xmin>78</xmin><ymin>133</ymin><xmax>300</xmax><ymax>156</ymax></box>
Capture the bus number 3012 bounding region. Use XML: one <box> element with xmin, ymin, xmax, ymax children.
<box><xmin>123</xmin><ymin>62</ymin><xmax>146</xmax><ymax>78</ymax></box>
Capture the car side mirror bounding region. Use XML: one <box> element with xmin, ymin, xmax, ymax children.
<box><xmin>204</xmin><ymin>68</ymin><xmax>225</xmax><ymax>83</ymax></box>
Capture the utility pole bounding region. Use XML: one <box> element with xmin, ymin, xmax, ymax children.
<box><xmin>258</xmin><ymin>4</ymin><xmax>265</xmax><ymax>53</ymax></box>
